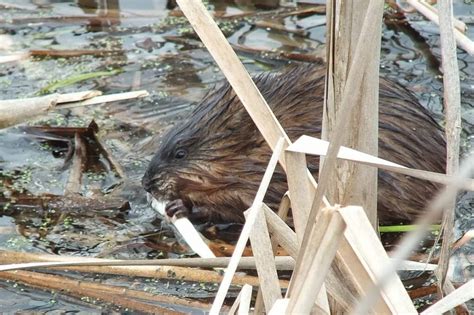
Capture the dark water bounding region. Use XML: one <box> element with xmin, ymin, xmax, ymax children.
<box><xmin>0</xmin><ymin>0</ymin><xmax>472</xmax><ymax>312</ymax></box>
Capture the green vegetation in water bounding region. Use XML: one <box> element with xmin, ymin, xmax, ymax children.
<box><xmin>379</xmin><ymin>224</ymin><xmax>441</xmax><ymax>233</ymax></box>
<box><xmin>86</xmin><ymin>172</ymin><xmax>107</xmax><ymax>182</ymax></box>
<box><xmin>39</xmin><ymin>69</ymin><xmax>122</xmax><ymax>94</ymax></box>
<box><xmin>0</xmin><ymin>168</ymin><xmax>33</xmax><ymax>194</ymax></box>
<box><xmin>6</xmin><ymin>236</ymin><xmax>32</xmax><ymax>250</ymax></box>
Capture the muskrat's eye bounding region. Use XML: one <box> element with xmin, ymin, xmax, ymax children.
<box><xmin>174</xmin><ymin>149</ymin><xmax>187</xmax><ymax>160</ymax></box>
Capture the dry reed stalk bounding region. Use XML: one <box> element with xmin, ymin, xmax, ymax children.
<box><xmin>228</xmin><ymin>288</ymin><xmax>243</xmax><ymax>315</ymax></box>
<box><xmin>0</xmin><ymin>251</ymin><xmax>285</xmax><ymax>287</ymax></box>
<box><xmin>420</xmin><ymin>280</ymin><xmax>474</xmax><ymax>315</ymax></box>
<box><xmin>263</xmin><ymin>204</ymin><xmax>358</xmax><ymax>311</ymax></box>
<box><xmin>56</xmin><ymin>90</ymin><xmax>103</xmax><ymax>103</ymax></box>
<box><xmin>147</xmin><ymin>198</ymin><xmax>216</xmax><ymax>259</ymax></box>
<box><xmin>300</xmin><ymin>9</ymin><xmax>385</xmax><ymax>298</ymax></box>
<box><xmin>0</xmin><ymin>94</ymin><xmax>64</xmax><ymax>128</ymax></box>
<box><xmin>0</xmin><ymin>251</ymin><xmax>294</xmax><ymax>272</ymax></box>
<box><xmin>228</xmin><ymin>284</ymin><xmax>253</xmax><ymax>315</ymax></box>
<box><xmin>0</xmin><ymin>90</ymin><xmax>148</xmax><ymax>128</ymax></box>
<box><xmin>323</xmin><ymin>0</ymin><xmax>382</xmax><ymax>229</ymax></box>
<box><xmin>284</xmin><ymin>144</ymin><xmax>331</xmax><ymax>311</ymax></box>
<box><xmin>263</xmin><ymin>204</ymin><xmax>299</xmax><ymax>259</ymax></box>
<box><xmin>287</xmin><ymin>208</ymin><xmax>346</xmax><ymax>314</ymax></box>
<box><xmin>406</xmin><ymin>0</ymin><xmax>474</xmax><ymax>55</ymax></box>
<box><xmin>288</xmin><ymin>136</ymin><xmax>474</xmax><ymax>191</ymax></box>
<box><xmin>254</xmin><ymin>194</ymin><xmax>292</xmax><ymax>314</ymax></box>
<box><xmin>171</xmin><ymin>216</ymin><xmax>216</xmax><ymax>259</ymax></box>
<box><xmin>436</xmin><ymin>0</ymin><xmax>462</xmax><ymax>301</ymax></box>
<box><xmin>398</xmin><ymin>260</ymin><xmax>437</xmax><ymax>271</ymax></box>
<box><xmin>285</xmin><ymin>151</ymin><xmax>313</xmax><ymax>243</ymax></box>
<box><xmin>287</xmin><ymin>136</ymin><xmax>436</xmax><ymax>312</ymax></box>
<box><xmin>58</xmin><ymin>90</ymin><xmax>149</xmax><ymax>108</ymax></box>
<box><xmin>238</xmin><ymin>284</ymin><xmax>253</xmax><ymax>315</ymax></box>
<box><xmin>340</xmin><ymin>206</ymin><xmax>416</xmax><ymax>313</ymax></box>
<box><xmin>247</xmin><ymin>206</ymin><xmax>282</xmax><ymax>310</ymax></box>
<box><xmin>0</xmin><ymin>270</ymin><xmax>186</xmax><ymax>314</ymax></box>
<box><xmin>268</xmin><ymin>298</ymin><xmax>290</xmax><ymax>314</ymax></box>
<box><xmin>209</xmin><ymin>138</ymin><xmax>285</xmax><ymax>314</ymax></box>
<box><xmin>246</xmin><ymin>209</ymin><xmax>281</xmax><ymax>310</ymax></box>
<box><xmin>351</xmin><ymin>154</ymin><xmax>474</xmax><ymax>314</ymax></box>
<box><xmin>335</xmin><ymin>238</ymin><xmax>389</xmax><ymax>313</ymax></box>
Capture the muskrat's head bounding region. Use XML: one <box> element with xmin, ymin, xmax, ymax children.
<box><xmin>142</xmin><ymin>66</ymin><xmax>324</xmax><ymax>222</ymax></box>
<box><xmin>142</xmin><ymin>82</ymin><xmax>269</xmax><ymax>218</ymax></box>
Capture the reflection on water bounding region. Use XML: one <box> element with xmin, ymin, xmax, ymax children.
<box><xmin>0</xmin><ymin>0</ymin><xmax>473</xmax><ymax>312</ymax></box>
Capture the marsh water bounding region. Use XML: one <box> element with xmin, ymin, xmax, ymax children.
<box><xmin>0</xmin><ymin>0</ymin><xmax>473</xmax><ymax>312</ymax></box>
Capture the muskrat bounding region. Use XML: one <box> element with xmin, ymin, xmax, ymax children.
<box><xmin>142</xmin><ymin>64</ymin><xmax>446</xmax><ymax>225</ymax></box>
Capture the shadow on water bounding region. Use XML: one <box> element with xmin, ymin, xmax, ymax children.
<box><xmin>0</xmin><ymin>0</ymin><xmax>472</xmax><ymax>312</ymax></box>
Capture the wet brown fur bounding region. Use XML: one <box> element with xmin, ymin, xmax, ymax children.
<box><xmin>142</xmin><ymin>64</ymin><xmax>446</xmax><ymax>224</ymax></box>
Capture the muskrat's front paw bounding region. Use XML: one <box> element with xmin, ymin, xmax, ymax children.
<box><xmin>165</xmin><ymin>199</ymin><xmax>190</xmax><ymax>218</ymax></box>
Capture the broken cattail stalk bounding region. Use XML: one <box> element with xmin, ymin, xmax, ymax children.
<box><xmin>228</xmin><ymin>284</ymin><xmax>253</xmax><ymax>315</ymax></box>
<box><xmin>288</xmin><ymin>136</ymin><xmax>474</xmax><ymax>191</ymax></box>
<box><xmin>171</xmin><ymin>216</ymin><xmax>216</xmax><ymax>259</ymax></box>
<box><xmin>58</xmin><ymin>90</ymin><xmax>149</xmax><ymax>108</ymax></box>
<box><xmin>0</xmin><ymin>90</ymin><xmax>148</xmax><ymax>129</ymax></box>
<box><xmin>148</xmin><ymin>198</ymin><xmax>216</xmax><ymax>259</ymax></box>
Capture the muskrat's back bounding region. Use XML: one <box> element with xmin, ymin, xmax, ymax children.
<box><xmin>142</xmin><ymin>64</ymin><xmax>446</xmax><ymax>224</ymax></box>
